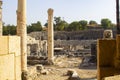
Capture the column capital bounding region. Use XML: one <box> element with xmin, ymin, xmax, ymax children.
<box><xmin>48</xmin><ymin>8</ymin><xmax>54</xmax><ymax>15</ymax></box>
<box><xmin>0</xmin><ymin>0</ymin><xmax>2</xmax><ymax>8</ymax></box>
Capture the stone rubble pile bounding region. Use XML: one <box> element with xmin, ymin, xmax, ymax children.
<box><xmin>27</xmin><ymin>64</ymin><xmax>50</xmax><ymax>80</ymax></box>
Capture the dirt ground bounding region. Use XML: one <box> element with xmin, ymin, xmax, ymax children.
<box><xmin>28</xmin><ymin>56</ymin><xmax>97</xmax><ymax>80</ymax></box>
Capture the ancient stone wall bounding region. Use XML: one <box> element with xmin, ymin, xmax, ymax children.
<box><xmin>0</xmin><ymin>36</ymin><xmax>21</xmax><ymax>80</ymax></box>
<box><xmin>28</xmin><ymin>30</ymin><xmax>116</xmax><ymax>40</ymax></box>
<box><xmin>27</xmin><ymin>36</ymin><xmax>96</xmax><ymax>56</ymax></box>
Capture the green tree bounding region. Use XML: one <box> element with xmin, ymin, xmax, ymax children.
<box><xmin>54</xmin><ymin>17</ymin><xmax>68</xmax><ymax>31</ymax></box>
<box><xmin>89</xmin><ymin>20</ymin><xmax>98</xmax><ymax>26</ymax></box>
<box><xmin>44</xmin><ymin>22</ymin><xmax>48</xmax><ymax>28</ymax></box>
<box><xmin>67</xmin><ymin>21</ymin><xmax>81</xmax><ymax>31</ymax></box>
<box><xmin>79</xmin><ymin>20</ymin><xmax>88</xmax><ymax>30</ymax></box>
<box><xmin>27</xmin><ymin>21</ymin><xmax>42</xmax><ymax>33</ymax></box>
<box><xmin>3</xmin><ymin>24</ymin><xmax>16</xmax><ymax>35</ymax></box>
<box><xmin>101</xmin><ymin>18</ymin><xmax>112</xmax><ymax>29</ymax></box>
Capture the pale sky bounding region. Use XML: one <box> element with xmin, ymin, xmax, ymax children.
<box><xmin>2</xmin><ymin>0</ymin><xmax>116</xmax><ymax>26</ymax></box>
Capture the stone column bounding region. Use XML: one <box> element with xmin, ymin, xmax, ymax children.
<box><xmin>17</xmin><ymin>0</ymin><xmax>27</xmax><ymax>73</ymax></box>
<box><xmin>0</xmin><ymin>0</ymin><xmax>2</xmax><ymax>36</ymax></box>
<box><xmin>47</xmin><ymin>8</ymin><xmax>54</xmax><ymax>63</ymax></box>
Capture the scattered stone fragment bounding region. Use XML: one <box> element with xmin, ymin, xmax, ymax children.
<box><xmin>67</xmin><ymin>69</ymin><xmax>76</xmax><ymax>76</ymax></box>
<box><xmin>21</xmin><ymin>71</ymin><xmax>29</xmax><ymax>80</ymax></box>
<box><xmin>67</xmin><ymin>69</ymin><xmax>81</xmax><ymax>80</ymax></box>
<box><xmin>36</xmin><ymin>64</ymin><xmax>44</xmax><ymax>71</ymax></box>
<box><xmin>41</xmin><ymin>69</ymin><xmax>49</xmax><ymax>75</ymax></box>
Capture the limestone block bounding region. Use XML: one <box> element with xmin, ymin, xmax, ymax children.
<box><xmin>115</xmin><ymin>35</ymin><xmax>120</xmax><ymax>69</ymax></box>
<box><xmin>97</xmin><ymin>39</ymin><xmax>116</xmax><ymax>67</ymax></box>
<box><xmin>9</xmin><ymin>36</ymin><xmax>21</xmax><ymax>56</ymax></box>
<box><xmin>0</xmin><ymin>54</ymin><xmax>15</xmax><ymax>80</ymax></box>
<box><xmin>97</xmin><ymin>39</ymin><xmax>116</xmax><ymax>80</ymax></box>
<box><xmin>0</xmin><ymin>36</ymin><xmax>8</xmax><ymax>55</ymax></box>
<box><xmin>104</xmin><ymin>75</ymin><xmax>120</xmax><ymax>80</ymax></box>
<box><xmin>0</xmin><ymin>36</ymin><xmax>21</xmax><ymax>56</ymax></box>
<box><xmin>15</xmin><ymin>56</ymin><xmax>21</xmax><ymax>80</ymax></box>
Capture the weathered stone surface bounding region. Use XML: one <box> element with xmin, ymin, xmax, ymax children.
<box><xmin>36</xmin><ymin>64</ymin><xmax>44</xmax><ymax>71</ymax></box>
<box><xmin>9</xmin><ymin>36</ymin><xmax>21</xmax><ymax>56</ymax></box>
<box><xmin>97</xmin><ymin>39</ymin><xmax>116</xmax><ymax>80</ymax></box>
<box><xmin>41</xmin><ymin>69</ymin><xmax>49</xmax><ymax>75</ymax></box>
<box><xmin>28</xmin><ymin>30</ymin><xmax>115</xmax><ymax>41</ymax></box>
<box><xmin>15</xmin><ymin>56</ymin><xmax>21</xmax><ymax>80</ymax></box>
<box><xmin>22</xmin><ymin>71</ymin><xmax>28</xmax><ymax>80</ymax></box>
<box><xmin>104</xmin><ymin>75</ymin><xmax>120</xmax><ymax>80</ymax></box>
<box><xmin>0</xmin><ymin>36</ymin><xmax>21</xmax><ymax>56</ymax></box>
<box><xmin>115</xmin><ymin>35</ymin><xmax>120</xmax><ymax>69</ymax></box>
<box><xmin>68</xmin><ymin>73</ymin><xmax>80</xmax><ymax>80</ymax></box>
<box><xmin>17</xmin><ymin>0</ymin><xmax>27</xmax><ymax>72</ymax></box>
<box><xmin>28</xmin><ymin>66</ymin><xmax>37</xmax><ymax>76</ymax></box>
<box><xmin>0</xmin><ymin>36</ymin><xmax>8</xmax><ymax>55</ymax></box>
<box><xmin>0</xmin><ymin>54</ymin><xmax>15</xmax><ymax>80</ymax></box>
<box><xmin>67</xmin><ymin>69</ymin><xmax>80</xmax><ymax>80</ymax></box>
<box><xmin>67</xmin><ymin>69</ymin><xmax>76</xmax><ymax>76</ymax></box>
<box><xmin>0</xmin><ymin>36</ymin><xmax>21</xmax><ymax>80</ymax></box>
<box><xmin>47</xmin><ymin>8</ymin><xmax>54</xmax><ymax>62</ymax></box>
<box><xmin>103</xmin><ymin>30</ymin><xmax>113</xmax><ymax>39</ymax></box>
<box><xmin>37</xmin><ymin>65</ymin><xmax>49</xmax><ymax>75</ymax></box>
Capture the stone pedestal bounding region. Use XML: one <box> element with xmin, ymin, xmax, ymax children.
<box><xmin>17</xmin><ymin>0</ymin><xmax>27</xmax><ymax>78</ymax></box>
<box><xmin>97</xmin><ymin>34</ymin><xmax>120</xmax><ymax>80</ymax></box>
<box><xmin>115</xmin><ymin>35</ymin><xmax>120</xmax><ymax>69</ymax></box>
<box><xmin>97</xmin><ymin>39</ymin><xmax>116</xmax><ymax>80</ymax></box>
<box><xmin>47</xmin><ymin>8</ymin><xmax>54</xmax><ymax>64</ymax></box>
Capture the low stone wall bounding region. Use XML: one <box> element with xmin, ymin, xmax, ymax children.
<box><xmin>55</xmin><ymin>40</ymin><xmax>96</xmax><ymax>46</ymax></box>
<box><xmin>0</xmin><ymin>36</ymin><xmax>21</xmax><ymax>80</ymax></box>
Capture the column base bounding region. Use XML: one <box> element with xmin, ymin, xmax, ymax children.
<box><xmin>21</xmin><ymin>71</ymin><xmax>28</xmax><ymax>80</ymax></box>
<box><xmin>47</xmin><ymin>59</ymin><xmax>54</xmax><ymax>65</ymax></box>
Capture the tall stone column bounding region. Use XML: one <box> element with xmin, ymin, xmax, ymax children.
<box><xmin>17</xmin><ymin>0</ymin><xmax>27</xmax><ymax>73</ymax></box>
<box><xmin>47</xmin><ymin>8</ymin><xmax>54</xmax><ymax>63</ymax></box>
<box><xmin>0</xmin><ymin>0</ymin><xmax>2</xmax><ymax>36</ymax></box>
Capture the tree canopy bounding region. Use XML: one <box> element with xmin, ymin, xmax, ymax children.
<box><xmin>67</xmin><ymin>21</ymin><xmax>81</xmax><ymax>31</ymax></box>
<box><xmin>89</xmin><ymin>20</ymin><xmax>98</xmax><ymax>26</ymax></box>
<box><xmin>27</xmin><ymin>21</ymin><xmax>42</xmax><ymax>33</ymax></box>
<box><xmin>3</xmin><ymin>24</ymin><xmax>16</xmax><ymax>35</ymax></box>
<box><xmin>79</xmin><ymin>20</ymin><xmax>88</xmax><ymax>30</ymax></box>
<box><xmin>2</xmin><ymin>17</ymin><xmax>116</xmax><ymax>35</ymax></box>
<box><xmin>101</xmin><ymin>18</ymin><xmax>112</xmax><ymax>29</ymax></box>
<box><xmin>54</xmin><ymin>17</ymin><xmax>68</xmax><ymax>31</ymax></box>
